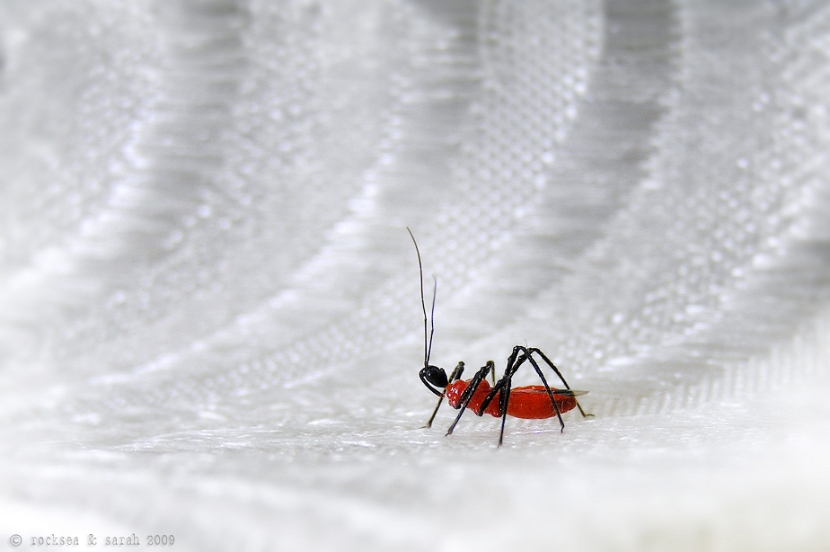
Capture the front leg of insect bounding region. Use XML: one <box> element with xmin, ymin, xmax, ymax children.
<box><xmin>444</xmin><ymin>361</ymin><xmax>495</xmax><ymax>436</ymax></box>
<box><xmin>422</xmin><ymin>361</ymin><xmax>464</xmax><ymax>428</ymax></box>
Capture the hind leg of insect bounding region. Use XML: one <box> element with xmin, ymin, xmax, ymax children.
<box><xmin>478</xmin><ymin>347</ymin><xmax>574</xmax><ymax>443</ymax></box>
<box><xmin>482</xmin><ymin>346</ymin><xmax>566</xmax><ymax>432</ymax></box>
<box><xmin>445</xmin><ymin>361</ymin><xmax>494</xmax><ymax>436</ymax></box>
<box><xmin>522</xmin><ymin>351</ymin><xmax>566</xmax><ymax>432</ymax></box>
<box><xmin>423</xmin><ymin>361</ymin><xmax>465</xmax><ymax>428</ymax></box>
<box><xmin>528</xmin><ymin>347</ymin><xmax>593</xmax><ymax>418</ymax></box>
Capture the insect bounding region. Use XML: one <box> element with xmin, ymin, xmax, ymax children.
<box><xmin>408</xmin><ymin>227</ymin><xmax>591</xmax><ymax>446</ymax></box>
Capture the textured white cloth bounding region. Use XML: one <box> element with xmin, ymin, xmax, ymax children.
<box><xmin>2</xmin><ymin>1</ymin><xmax>830</xmax><ymax>550</ymax></box>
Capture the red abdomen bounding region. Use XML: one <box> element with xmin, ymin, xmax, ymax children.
<box><xmin>505</xmin><ymin>385</ymin><xmax>577</xmax><ymax>419</ymax></box>
<box><xmin>445</xmin><ymin>382</ymin><xmax>576</xmax><ymax>419</ymax></box>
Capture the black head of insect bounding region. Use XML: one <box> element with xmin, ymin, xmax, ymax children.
<box><xmin>419</xmin><ymin>364</ymin><xmax>448</xmax><ymax>397</ymax></box>
<box><xmin>407</xmin><ymin>227</ymin><xmax>447</xmax><ymax>397</ymax></box>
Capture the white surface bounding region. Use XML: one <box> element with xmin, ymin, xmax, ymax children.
<box><xmin>2</xmin><ymin>1</ymin><xmax>830</xmax><ymax>550</ymax></box>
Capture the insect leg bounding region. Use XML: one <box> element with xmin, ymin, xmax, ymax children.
<box><xmin>496</xmin><ymin>372</ymin><xmax>513</xmax><ymax>447</ymax></box>
<box><xmin>524</xmin><ymin>353</ymin><xmax>565</xmax><ymax>432</ymax></box>
<box><xmin>445</xmin><ymin>362</ymin><xmax>492</xmax><ymax>437</ymax></box>
<box><xmin>530</xmin><ymin>348</ymin><xmax>593</xmax><ymax>418</ymax></box>
<box><xmin>423</xmin><ymin>361</ymin><xmax>464</xmax><ymax>428</ymax></box>
<box><xmin>478</xmin><ymin>348</ymin><xmax>524</xmax><ymax>415</ymax></box>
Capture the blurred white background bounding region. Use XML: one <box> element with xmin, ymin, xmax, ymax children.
<box><xmin>2</xmin><ymin>0</ymin><xmax>830</xmax><ymax>550</ymax></box>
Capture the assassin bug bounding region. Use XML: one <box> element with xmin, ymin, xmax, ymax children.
<box><xmin>407</xmin><ymin>227</ymin><xmax>591</xmax><ymax>446</ymax></box>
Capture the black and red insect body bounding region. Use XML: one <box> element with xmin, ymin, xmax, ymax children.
<box><xmin>408</xmin><ymin>228</ymin><xmax>591</xmax><ymax>446</ymax></box>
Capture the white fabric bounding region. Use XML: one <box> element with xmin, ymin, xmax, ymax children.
<box><xmin>2</xmin><ymin>0</ymin><xmax>830</xmax><ymax>550</ymax></box>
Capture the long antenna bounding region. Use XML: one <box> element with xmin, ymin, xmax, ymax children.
<box><xmin>427</xmin><ymin>275</ymin><xmax>436</xmax><ymax>366</ymax></box>
<box><xmin>407</xmin><ymin>227</ymin><xmax>432</xmax><ymax>368</ymax></box>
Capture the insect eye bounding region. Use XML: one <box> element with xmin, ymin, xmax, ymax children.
<box><xmin>420</xmin><ymin>365</ymin><xmax>448</xmax><ymax>388</ymax></box>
